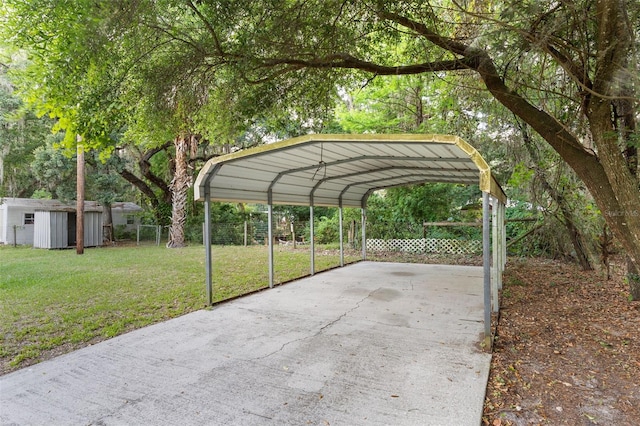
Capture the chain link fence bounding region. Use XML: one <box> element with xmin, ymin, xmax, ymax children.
<box><xmin>196</xmin><ymin>218</ymin><xmax>481</xmax><ymax>256</ymax></box>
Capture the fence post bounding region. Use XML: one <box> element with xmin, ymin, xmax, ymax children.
<box><xmin>291</xmin><ymin>220</ymin><xmax>296</xmax><ymax>249</ymax></box>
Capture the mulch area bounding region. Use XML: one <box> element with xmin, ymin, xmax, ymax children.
<box><xmin>482</xmin><ymin>256</ymin><xmax>640</xmax><ymax>425</ymax></box>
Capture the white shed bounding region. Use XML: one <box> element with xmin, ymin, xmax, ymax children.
<box><xmin>33</xmin><ymin>209</ymin><xmax>104</xmax><ymax>249</ymax></box>
<box><xmin>0</xmin><ymin>199</ymin><xmax>36</xmax><ymax>245</ymax></box>
<box><xmin>0</xmin><ymin>198</ymin><xmax>142</xmax><ymax>248</ymax></box>
<box><xmin>110</xmin><ymin>201</ymin><xmax>144</xmax><ymax>233</ymax></box>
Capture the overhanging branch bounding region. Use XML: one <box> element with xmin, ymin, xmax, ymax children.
<box><xmin>376</xmin><ymin>10</ymin><xmax>471</xmax><ymax>57</ymax></box>
<box><xmin>257</xmin><ymin>54</ymin><xmax>475</xmax><ymax>75</ymax></box>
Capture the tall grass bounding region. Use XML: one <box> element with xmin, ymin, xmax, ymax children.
<box><xmin>0</xmin><ymin>244</ymin><xmax>360</xmax><ymax>374</ymax></box>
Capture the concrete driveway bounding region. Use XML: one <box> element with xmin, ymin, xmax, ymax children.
<box><xmin>0</xmin><ymin>261</ymin><xmax>491</xmax><ymax>425</ymax></box>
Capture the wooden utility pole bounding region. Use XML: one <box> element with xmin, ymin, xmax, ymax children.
<box><xmin>76</xmin><ymin>139</ymin><xmax>85</xmax><ymax>255</ymax></box>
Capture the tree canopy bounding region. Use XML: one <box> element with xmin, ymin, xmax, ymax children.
<box><xmin>2</xmin><ymin>0</ymin><xmax>639</xmax><ymax>292</ymax></box>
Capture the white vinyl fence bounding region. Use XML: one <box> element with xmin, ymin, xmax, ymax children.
<box><xmin>366</xmin><ymin>238</ymin><xmax>482</xmax><ymax>255</ymax></box>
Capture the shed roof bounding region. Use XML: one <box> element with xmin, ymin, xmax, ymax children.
<box><xmin>194</xmin><ymin>134</ymin><xmax>506</xmax><ymax>208</ymax></box>
<box><xmin>0</xmin><ymin>198</ymin><xmax>142</xmax><ymax>213</ymax></box>
<box><xmin>0</xmin><ymin>198</ymin><xmax>102</xmax><ymax>212</ymax></box>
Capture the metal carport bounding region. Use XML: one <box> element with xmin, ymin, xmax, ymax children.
<box><xmin>194</xmin><ymin>133</ymin><xmax>506</xmax><ymax>345</ymax></box>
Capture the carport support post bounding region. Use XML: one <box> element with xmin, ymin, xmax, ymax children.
<box><xmin>482</xmin><ymin>191</ymin><xmax>491</xmax><ymax>348</ymax></box>
<box><xmin>500</xmin><ymin>201</ymin><xmax>506</xmax><ymax>289</ymax></box>
<box><xmin>361</xmin><ymin>207</ymin><xmax>367</xmax><ymax>260</ymax></box>
<box><xmin>204</xmin><ymin>188</ymin><xmax>213</xmax><ymax>306</ymax></box>
<box><xmin>310</xmin><ymin>205</ymin><xmax>315</xmax><ymax>275</ymax></box>
<box><xmin>492</xmin><ymin>198</ymin><xmax>499</xmax><ymax>312</ymax></box>
<box><xmin>268</xmin><ymin>192</ymin><xmax>274</xmax><ymax>288</ymax></box>
<box><xmin>339</xmin><ymin>204</ymin><xmax>344</xmax><ymax>267</ymax></box>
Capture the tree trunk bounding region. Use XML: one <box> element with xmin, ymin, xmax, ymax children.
<box><xmin>472</xmin><ymin>29</ymin><xmax>640</xmax><ymax>286</ymax></box>
<box><xmin>564</xmin><ymin>218</ymin><xmax>594</xmax><ymax>271</ymax></box>
<box><xmin>614</xmin><ymin>54</ymin><xmax>639</xmax><ymax>299</ymax></box>
<box><xmin>103</xmin><ymin>203</ymin><xmax>113</xmax><ymax>243</ymax></box>
<box><xmin>588</xmin><ymin>0</ymin><xmax>640</xmax><ymax>299</ymax></box>
<box><xmin>411</xmin><ymin>85</ymin><xmax>424</xmax><ymax>128</ymax></box>
<box><xmin>384</xmin><ymin>8</ymin><xmax>640</xmax><ymax>285</ymax></box>
<box><xmin>166</xmin><ymin>133</ymin><xmax>193</xmax><ymax>248</ymax></box>
<box><xmin>114</xmin><ymin>143</ymin><xmax>174</xmax><ymax>226</ymax></box>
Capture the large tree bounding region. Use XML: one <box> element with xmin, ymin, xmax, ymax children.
<box><xmin>171</xmin><ymin>0</ymin><xmax>640</xmax><ymax>294</ymax></box>
<box><xmin>4</xmin><ymin>1</ymin><xmax>220</xmax><ymax>247</ymax></box>
<box><xmin>4</xmin><ymin>1</ymin><xmax>639</xmax><ymax>294</ymax></box>
<box><xmin>0</xmin><ymin>47</ymin><xmax>53</xmax><ymax>197</ymax></box>
<box><xmin>3</xmin><ymin>0</ymin><xmax>318</xmax><ymax>248</ymax></box>
<box><xmin>187</xmin><ymin>0</ymin><xmax>637</xmax><ymax>289</ymax></box>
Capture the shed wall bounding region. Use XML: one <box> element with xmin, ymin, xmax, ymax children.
<box><xmin>112</xmin><ymin>211</ymin><xmax>140</xmax><ymax>232</ymax></box>
<box><xmin>33</xmin><ymin>211</ymin><xmax>49</xmax><ymax>248</ymax></box>
<box><xmin>2</xmin><ymin>198</ymin><xmax>134</xmax><ymax>247</ymax></box>
<box><xmin>0</xmin><ymin>204</ymin><xmax>5</xmax><ymax>243</ymax></box>
<box><xmin>84</xmin><ymin>212</ymin><xmax>103</xmax><ymax>247</ymax></box>
<box><xmin>34</xmin><ymin>211</ymin><xmax>68</xmax><ymax>249</ymax></box>
<box><xmin>1</xmin><ymin>205</ymin><xmax>35</xmax><ymax>245</ymax></box>
<box><xmin>33</xmin><ymin>211</ymin><xmax>102</xmax><ymax>248</ymax></box>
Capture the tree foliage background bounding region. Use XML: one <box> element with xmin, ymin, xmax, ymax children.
<box><xmin>1</xmin><ymin>0</ymin><xmax>639</xmax><ymax>293</ymax></box>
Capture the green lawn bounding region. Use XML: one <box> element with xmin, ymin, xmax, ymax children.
<box><xmin>0</xmin><ymin>244</ymin><xmax>360</xmax><ymax>374</ymax></box>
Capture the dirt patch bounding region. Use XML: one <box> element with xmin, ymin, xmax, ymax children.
<box><xmin>483</xmin><ymin>257</ymin><xmax>640</xmax><ymax>425</ymax></box>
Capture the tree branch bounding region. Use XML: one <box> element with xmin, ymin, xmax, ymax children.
<box><xmin>376</xmin><ymin>9</ymin><xmax>593</xmax><ymax>157</ymax></box>
<box><xmin>184</xmin><ymin>0</ymin><xmax>225</xmax><ymax>56</ymax></box>
<box><xmin>376</xmin><ymin>10</ymin><xmax>471</xmax><ymax>57</ymax></box>
<box><xmin>118</xmin><ymin>168</ymin><xmax>160</xmax><ymax>209</ymax></box>
<box><xmin>139</xmin><ymin>142</ymin><xmax>172</xmax><ymax>204</ymax></box>
<box><xmin>250</xmin><ymin>54</ymin><xmax>475</xmax><ymax>82</ymax></box>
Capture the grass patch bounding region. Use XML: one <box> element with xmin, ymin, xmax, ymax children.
<box><xmin>0</xmin><ymin>244</ymin><xmax>360</xmax><ymax>374</ymax></box>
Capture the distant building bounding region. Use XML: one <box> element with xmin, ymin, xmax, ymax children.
<box><xmin>0</xmin><ymin>198</ymin><xmax>143</xmax><ymax>248</ymax></box>
<box><xmin>106</xmin><ymin>201</ymin><xmax>145</xmax><ymax>237</ymax></box>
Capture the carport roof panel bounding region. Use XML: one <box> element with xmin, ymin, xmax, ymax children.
<box><xmin>194</xmin><ymin>134</ymin><xmax>506</xmax><ymax>207</ymax></box>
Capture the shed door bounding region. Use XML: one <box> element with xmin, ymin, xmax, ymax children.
<box><xmin>68</xmin><ymin>212</ymin><xmax>76</xmax><ymax>246</ymax></box>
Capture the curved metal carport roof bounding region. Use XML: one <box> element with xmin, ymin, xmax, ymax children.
<box><xmin>194</xmin><ymin>134</ymin><xmax>506</xmax><ymax>347</ymax></box>
<box><xmin>194</xmin><ymin>133</ymin><xmax>506</xmax><ymax>206</ymax></box>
